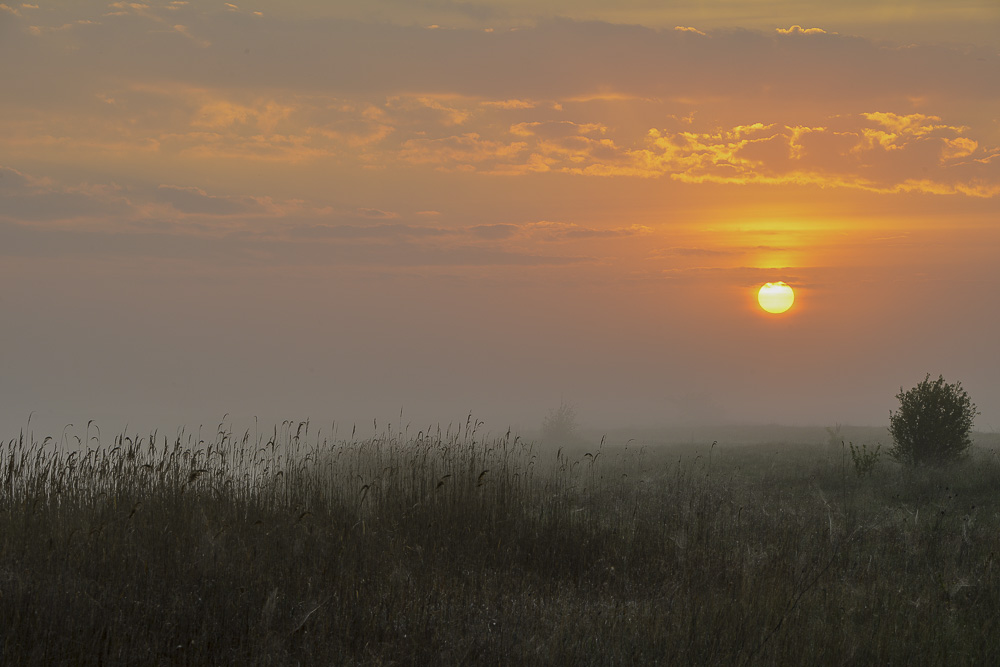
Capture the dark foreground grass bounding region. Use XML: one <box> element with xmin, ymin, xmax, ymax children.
<box><xmin>2</xmin><ymin>420</ymin><xmax>1000</xmax><ymax>665</ymax></box>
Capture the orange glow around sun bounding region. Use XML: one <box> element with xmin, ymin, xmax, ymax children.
<box><xmin>757</xmin><ymin>282</ymin><xmax>795</xmax><ymax>314</ymax></box>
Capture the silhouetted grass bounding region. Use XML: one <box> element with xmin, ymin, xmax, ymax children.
<box><xmin>2</xmin><ymin>420</ymin><xmax>1000</xmax><ymax>665</ymax></box>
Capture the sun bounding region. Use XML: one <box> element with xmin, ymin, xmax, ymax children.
<box><xmin>757</xmin><ymin>281</ymin><xmax>795</xmax><ymax>314</ymax></box>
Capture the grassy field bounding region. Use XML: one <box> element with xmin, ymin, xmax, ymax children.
<box><xmin>1</xmin><ymin>418</ymin><xmax>999</xmax><ymax>665</ymax></box>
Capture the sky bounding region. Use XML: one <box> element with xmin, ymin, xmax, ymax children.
<box><xmin>1</xmin><ymin>0</ymin><xmax>998</xmax><ymax>438</ymax></box>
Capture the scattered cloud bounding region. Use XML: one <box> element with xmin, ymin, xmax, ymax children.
<box><xmin>1</xmin><ymin>13</ymin><xmax>997</xmax><ymax>222</ymax></box>
<box><xmin>776</xmin><ymin>25</ymin><xmax>829</xmax><ymax>35</ymax></box>
<box><xmin>386</xmin><ymin>111</ymin><xmax>998</xmax><ymax>196</ymax></box>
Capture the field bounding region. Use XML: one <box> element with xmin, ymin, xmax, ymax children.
<box><xmin>2</xmin><ymin>419</ymin><xmax>999</xmax><ymax>665</ymax></box>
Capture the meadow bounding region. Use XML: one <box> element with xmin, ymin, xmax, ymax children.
<box><xmin>1</xmin><ymin>418</ymin><xmax>999</xmax><ymax>665</ymax></box>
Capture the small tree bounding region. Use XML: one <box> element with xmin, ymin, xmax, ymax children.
<box><xmin>541</xmin><ymin>402</ymin><xmax>580</xmax><ymax>445</ymax></box>
<box><xmin>888</xmin><ymin>374</ymin><xmax>978</xmax><ymax>466</ymax></box>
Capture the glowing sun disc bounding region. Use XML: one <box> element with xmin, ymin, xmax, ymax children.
<box><xmin>757</xmin><ymin>282</ymin><xmax>795</xmax><ymax>314</ymax></box>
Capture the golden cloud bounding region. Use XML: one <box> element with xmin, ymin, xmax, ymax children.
<box><xmin>776</xmin><ymin>25</ymin><xmax>828</xmax><ymax>35</ymax></box>
<box><xmin>387</xmin><ymin>111</ymin><xmax>997</xmax><ymax>196</ymax></box>
<box><xmin>941</xmin><ymin>137</ymin><xmax>978</xmax><ymax>161</ymax></box>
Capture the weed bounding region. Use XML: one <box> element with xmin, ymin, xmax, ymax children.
<box><xmin>849</xmin><ymin>442</ymin><xmax>882</xmax><ymax>477</ymax></box>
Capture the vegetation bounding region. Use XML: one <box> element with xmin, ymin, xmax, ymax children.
<box><xmin>849</xmin><ymin>442</ymin><xmax>881</xmax><ymax>477</ymax></box>
<box><xmin>1</xmin><ymin>418</ymin><xmax>1000</xmax><ymax>665</ymax></box>
<box><xmin>889</xmin><ymin>374</ymin><xmax>978</xmax><ymax>466</ymax></box>
<box><xmin>540</xmin><ymin>402</ymin><xmax>581</xmax><ymax>446</ymax></box>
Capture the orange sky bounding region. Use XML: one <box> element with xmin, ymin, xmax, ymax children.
<box><xmin>1</xmin><ymin>1</ymin><xmax>998</xmax><ymax>435</ymax></box>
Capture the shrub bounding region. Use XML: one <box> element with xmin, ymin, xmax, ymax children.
<box><xmin>849</xmin><ymin>442</ymin><xmax>881</xmax><ymax>477</ymax></box>
<box><xmin>888</xmin><ymin>374</ymin><xmax>978</xmax><ymax>466</ymax></box>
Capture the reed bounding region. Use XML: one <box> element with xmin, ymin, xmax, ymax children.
<box><xmin>1</xmin><ymin>420</ymin><xmax>999</xmax><ymax>665</ymax></box>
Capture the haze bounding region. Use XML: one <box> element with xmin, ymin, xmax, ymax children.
<box><xmin>1</xmin><ymin>0</ymin><xmax>998</xmax><ymax>437</ymax></box>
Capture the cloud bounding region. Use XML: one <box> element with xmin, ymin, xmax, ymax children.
<box><xmin>354</xmin><ymin>208</ymin><xmax>399</xmax><ymax>220</ymax></box>
<box><xmin>154</xmin><ymin>185</ymin><xmax>272</xmax><ymax>216</ymax></box>
<box><xmin>776</xmin><ymin>25</ymin><xmax>828</xmax><ymax>35</ymax></box>
<box><xmin>0</xmin><ymin>166</ymin><xmax>132</xmax><ymax>222</ymax></box>
<box><xmin>548</xmin><ymin>223</ymin><xmax>651</xmax><ymax>240</ymax></box>
<box><xmin>9</xmin><ymin>12</ymin><xmax>994</xmax><ymax>105</ymax></box>
<box><xmin>2</xmin><ymin>14</ymin><xmax>998</xmax><ymax>204</ymax></box>
<box><xmin>169</xmin><ymin>23</ymin><xmax>209</xmax><ymax>47</ymax></box>
<box><xmin>104</xmin><ymin>2</ymin><xmax>164</xmax><ymax>22</ymax></box>
<box><xmin>6</xmin><ymin>15</ymin><xmax>996</xmax><ymax>129</ymax></box>
<box><xmin>941</xmin><ymin>137</ymin><xmax>977</xmax><ymax>161</ymax></box>
<box><xmin>465</xmin><ymin>220</ymin><xmax>651</xmax><ymax>242</ymax></box>
<box><xmin>862</xmin><ymin>112</ymin><xmax>961</xmax><ymax>138</ymax></box>
<box><xmin>480</xmin><ymin>99</ymin><xmax>537</xmax><ymax>109</ymax></box>
<box><xmin>469</xmin><ymin>223</ymin><xmax>519</xmax><ymax>239</ymax></box>
<box><xmin>387</xmin><ymin>110</ymin><xmax>998</xmax><ymax>196</ymax></box>
<box><xmin>289</xmin><ymin>223</ymin><xmax>448</xmax><ymax>239</ymax></box>
<box><xmin>652</xmin><ymin>245</ymin><xmax>791</xmax><ymax>259</ymax></box>
<box><xmin>673</xmin><ymin>26</ymin><xmax>705</xmax><ymax>36</ymax></box>
<box><xmin>398</xmin><ymin>133</ymin><xmax>529</xmax><ymax>169</ymax></box>
<box><xmin>0</xmin><ymin>165</ymin><xmax>39</xmax><ymax>193</ymax></box>
<box><xmin>0</xmin><ymin>217</ymin><xmax>591</xmax><ymax>268</ymax></box>
<box><xmin>509</xmin><ymin>120</ymin><xmax>607</xmax><ymax>139</ymax></box>
<box><xmin>0</xmin><ymin>166</ymin><xmax>609</xmax><ymax>269</ymax></box>
<box><xmin>386</xmin><ymin>96</ymin><xmax>471</xmax><ymax>126</ymax></box>
<box><xmin>633</xmin><ymin>116</ymin><xmax>999</xmax><ymax>195</ymax></box>
<box><xmin>0</xmin><ymin>166</ymin><xmax>315</xmax><ymax>230</ymax></box>
<box><xmin>191</xmin><ymin>98</ymin><xmax>293</xmax><ymax>133</ymax></box>
<box><xmin>659</xmin><ymin>247</ymin><xmax>734</xmax><ymax>257</ymax></box>
<box><xmin>658</xmin><ymin>265</ymin><xmax>809</xmax><ymax>286</ymax></box>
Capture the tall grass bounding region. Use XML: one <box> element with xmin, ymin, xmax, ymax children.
<box><xmin>2</xmin><ymin>419</ymin><xmax>1000</xmax><ymax>665</ymax></box>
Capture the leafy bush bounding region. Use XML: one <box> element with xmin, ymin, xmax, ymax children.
<box><xmin>888</xmin><ymin>374</ymin><xmax>978</xmax><ymax>466</ymax></box>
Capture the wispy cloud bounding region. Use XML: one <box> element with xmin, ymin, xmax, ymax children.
<box><xmin>0</xmin><ymin>166</ymin><xmax>617</xmax><ymax>269</ymax></box>
<box><xmin>154</xmin><ymin>185</ymin><xmax>274</xmax><ymax>216</ymax></box>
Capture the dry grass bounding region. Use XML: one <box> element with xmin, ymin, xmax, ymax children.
<box><xmin>2</xmin><ymin>419</ymin><xmax>1000</xmax><ymax>665</ymax></box>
